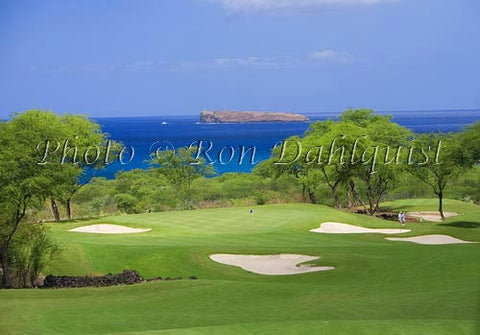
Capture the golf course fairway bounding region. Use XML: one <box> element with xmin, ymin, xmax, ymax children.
<box><xmin>1</xmin><ymin>199</ymin><xmax>479</xmax><ymax>334</ymax></box>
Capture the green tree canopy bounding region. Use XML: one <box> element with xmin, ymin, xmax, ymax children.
<box><xmin>150</xmin><ymin>147</ymin><xmax>214</xmax><ymax>209</ymax></box>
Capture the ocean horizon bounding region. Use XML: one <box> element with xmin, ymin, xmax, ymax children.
<box><xmin>93</xmin><ymin>110</ymin><xmax>480</xmax><ymax>179</ymax></box>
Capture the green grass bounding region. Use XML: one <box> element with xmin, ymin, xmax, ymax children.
<box><xmin>1</xmin><ymin>199</ymin><xmax>480</xmax><ymax>334</ymax></box>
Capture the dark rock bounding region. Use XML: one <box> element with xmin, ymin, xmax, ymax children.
<box><xmin>42</xmin><ymin>270</ymin><xmax>144</xmax><ymax>289</ymax></box>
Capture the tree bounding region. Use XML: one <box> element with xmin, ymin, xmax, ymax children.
<box><xmin>54</xmin><ymin>114</ymin><xmax>119</xmax><ymax>221</ymax></box>
<box><xmin>150</xmin><ymin>148</ymin><xmax>214</xmax><ymax>209</ymax></box>
<box><xmin>71</xmin><ymin>177</ymin><xmax>117</xmax><ymax>217</ymax></box>
<box><xmin>256</xmin><ymin>137</ymin><xmax>315</xmax><ymax>204</ymax></box>
<box><xmin>344</xmin><ymin>110</ymin><xmax>412</xmax><ymax>215</ymax></box>
<box><xmin>0</xmin><ymin>110</ymin><xmax>113</xmax><ymax>287</ymax></box>
<box><xmin>258</xmin><ymin>122</ymin><xmax>362</xmax><ymax>207</ymax></box>
<box><xmin>0</xmin><ymin>111</ymin><xmax>69</xmax><ymax>287</ymax></box>
<box><xmin>448</xmin><ymin>166</ymin><xmax>480</xmax><ymax>204</ymax></box>
<box><xmin>259</xmin><ymin>109</ymin><xmax>413</xmax><ymax>212</ymax></box>
<box><xmin>408</xmin><ymin>122</ymin><xmax>480</xmax><ymax>220</ymax></box>
<box><xmin>407</xmin><ymin>133</ymin><xmax>461</xmax><ymax>221</ymax></box>
<box><xmin>456</xmin><ymin>122</ymin><xmax>480</xmax><ymax>165</ymax></box>
<box><xmin>11</xmin><ymin>224</ymin><xmax>59</xmax><ymax>287</ymax></box>
<box><xmin>304</xmin><ymin>122</ymin><xmax>363</xmax><ymax>208</ymax></box>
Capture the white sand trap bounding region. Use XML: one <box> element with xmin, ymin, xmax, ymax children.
<box><xmin>210</xmin><ymin>254</ymin><xmax>334</xmax><ymax>275</ymax></box>
<box><xmin>69</xmin><ymin>224</ymin><xmax>151</xmax><ymax>234</ymax></box>
<box><xmin>310</xmin><ymin>222</ymin><xmax>410</xmax><ymax>235</ymax></box>
<box><xmin>386</xmin><ymin>234</ymin><xmax>476</xmax><ymax>245</ymax></box>
<box><xmin>407</xmin><ymin>212</ymin><xmax>459</xmax><ymax>222</ymax></box>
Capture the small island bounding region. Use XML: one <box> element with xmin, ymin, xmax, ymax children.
<box><xmin>200</xmin><ymin>110</ymin><xmax>310</xmax><ymax>123</ymax></box>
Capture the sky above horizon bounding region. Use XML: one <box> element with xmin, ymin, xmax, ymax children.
<box><xmin>0</xmin><ymin>0</ymin><xmax>479</xmax><ymax>118</ymax></box>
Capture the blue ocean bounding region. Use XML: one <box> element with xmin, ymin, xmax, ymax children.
<box><xmin>94</xmin><ymin>110</ymin><xmax>480</xmax><ymax>179</ymax></box>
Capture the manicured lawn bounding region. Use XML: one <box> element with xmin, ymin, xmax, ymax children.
<box><xmin>1</xmin><ymin>200</ymin><xmax>479</xmax><ymax>334</ymax></box>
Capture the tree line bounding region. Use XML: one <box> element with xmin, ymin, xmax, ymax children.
<box><xmin>256</xmin><ymin>109</ymin><xmax>480</xmax><ymax>219</ymax></box>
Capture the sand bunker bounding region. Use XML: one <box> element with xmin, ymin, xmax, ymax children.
<box><xmin>69</xmin><ymin>224</ymin><xmax>151</xmax><ymax>234</ymax></box>
<box><xmin>310</xmin><ymin>222</ymin><xmax>410</xmax><ymax>235</ymax></box>
<box><xmin>210</xmin><ymin>254</ymin><xmax>334</xmax><ymax>275</ymax></box>
<box><xmin>407</xmin><ymin>212</ymin><xmax>459</xmax><ymax>222</ymax></box>
<box><xmin>386</xmin><ymin>234</ymin><xmax>476</xmax><ymax>245</ymax></box>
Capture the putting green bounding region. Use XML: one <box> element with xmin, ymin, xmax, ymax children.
<box><xmin>1</xmin><ymin>199</ymin><xmax>479</xmax><ymax>334</ymax></box>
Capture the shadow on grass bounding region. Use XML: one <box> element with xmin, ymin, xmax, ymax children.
<box><xmin>46</xmin><ymin>216</ymin><xmax>103</xmax><ymax>224</ymax></box>
<box><xmin>441</xmin><ymin>221</ymin><xmax>480</xmax><ymax>229</ymax></box>
<box><xmin>379</xmin><ymin>204</ymin><xmax>415</xmax><ymax>211</ymax></box>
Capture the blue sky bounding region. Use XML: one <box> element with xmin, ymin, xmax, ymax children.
<box><xmin>0</xmin><ymin>0</ymin><xmax>479</xmax><ymax>117</ymax></box>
